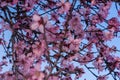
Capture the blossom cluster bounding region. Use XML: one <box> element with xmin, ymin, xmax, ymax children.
<box><xmin>0</xmin><ymin>0</ymin><xmax>120</xmax><ymax>80</ymax></box>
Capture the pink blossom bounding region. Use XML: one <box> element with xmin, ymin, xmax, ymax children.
<box><xmin>31</xmin><ymin>14</ymin><xmax>51</xmax><ymax>33</ymax></box>
<box><xmin>74</xmin><ymin>67</ymin><xmax>84</xmax><ymax>79</ymax></box>
<box><xmin>69</xmin><ymin>37</ymin><xmax>81</xmax><ymax>52</ymax></box>
<box><xmin>0</xmin><ymin>71</ymin><xmax>16</xmax><ymax>80</ymax></box>
<box><xmin>79</xmin><ymin>53</ymin><xmax>94</xmax><ymax>65</ymax></box>
<box><xmin>17</xmin><ymin>54</ymin><xmax>32</xmax><ymax>70</ymax></box>
<box><xmin>61</xmin><ymin>59</ymin><xmax>69</xmax><ymax>67</ymax></box>
<box><xmin>68</xmin><ymin>53</ymin><xmax>80</xmax><ymax>61</ymax></box>
<box><xmin>93</xmin><ymin>57</ymin><xmax>104</xmax><ymax>72</ymax></box>
<box><xmin>13</xmin><ymin>23</ymin><xmax>20</xmax><ymax>29</ymax></box>
<box><xmin>48</xmin><ymin>76</ymin><xmax>60</xmax><ymax>80</ymax></box>
<box><xmin>104</xmin><ymin>31</ymin><xmax>114</xmax><ymax>41</ymax></box>
<box><xmin>12</xmin><ymin>0</ymin><xmax>18</xmax><ymax>5</ymax></box>
<box><xmin>79</xmin><ymin>56</ymin><xmax>89</xmax><ymax>65</ymax></box>
<box><xmin>34</xmin><ymin>63</ymin><xmax>41</xmax><ymax>71</ymax></box>
<box><xmin>51</xmin><ymin>13</ymin><xmax>59</xmax><ymax>21</ymax></box>
<box><xmin>57</xmin><ymin>0</ymin><xmax>71</xmax><ymax>14</ymax></box>
<box><xmin>32</xmin><ymin>71</ymin><xmax>45</xmax><ymax>80</ymax></box>
<box><xmin>32</xmin><ymin>40</ymin><xmax>46</xmax><ymax>56</ymax></box>
<box><xmin>91</xmin><ymin>0</ymin><xmax>96</xmax><ymax>6</ymax></box>
<box><xmin>14</xmin><ymin>41</ymin><xmax>26</xmax><ymax>54</ymax></box>
<box><xmin>30</xmin><ymin>14</ymin><xmax>44</xmax><ymax>33</ymax></box>
<box><xmin>33</xmin><ymin>14</ymin><xmax>41</xmax><ymax>22</ymax></box>
<box><xmin>69</xmin><ymin>15</ymin><xmax>81</xmax><ymax>28</ymax></box>
<box><xmin>108</xmin><ymin>17</ymin><xmax>120</xmax><ymax>30</ymax></box>
<box><xmin>91</xmin><ymin>15</ymin><xmax>101</xmax><ymax>24</ymax></box>
<box><xmin>0</xmin><ymin>2</ymin><xmax>7</xmax><ymax>7</ymax></box>
<box><xmin>97</xmin><ymin>75</ymin><xmax>108</xmax><ymax>80</ymax></box>
<box><xmin>23</xmin><ymin>0</ymin><xmax>36</xmax><ymax>10</ymax></box>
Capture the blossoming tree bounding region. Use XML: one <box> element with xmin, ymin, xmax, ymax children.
<box><xmin>0</xmin><ymin>0</ymin><xmax>120</xmax><ymax>80</ymax></box>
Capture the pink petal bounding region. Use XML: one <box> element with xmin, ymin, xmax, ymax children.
<box><xmin>30</xmin><ymin>22</ymin><xmax>39</xmax><ymax>30</ymax></box>
<box><xmin>38</xmin><ymin>25</ymin><xmax>44</xmax><ymax>33</ymax></box>
<box><xmin>33</xmin><ymin>14</ymin><xmax>41</xmax><ymax>21</ymax></box>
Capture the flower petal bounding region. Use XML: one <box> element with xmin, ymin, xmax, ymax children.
<box><xmin>38</xmin><ymin>25</ymin><xmax>44</xmax><ymax>33</ymax></box>
<box><xmin>30</xmin><ymin>22</ymin><xmax>39</xmax><ymax>30</ymax></box>
<box><xmin>33</xmin><ymin>14</ymin><xmax>41</xmax><ymax>21</ymax></box>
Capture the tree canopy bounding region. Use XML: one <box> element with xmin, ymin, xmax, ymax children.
<box><xmin>0</xmin><ymin>0</ymin><xmax>120</xmax><ymax>80</ymax></box>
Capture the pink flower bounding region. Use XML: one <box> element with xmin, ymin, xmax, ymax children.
<box><xmin>86</xmin><ymin>53</ymin><xmax>94</xmax><ymax>60</ymax></box>
<box><xmin>22</xmin><ymin>0</ymin><xmax>36</xmax><ymax>10</ymax></box>
<box><xmin>91</xmin><ymin>0</ymin><xmax>96</xmax><ymax>6</ymax></box>
<box><xmin>91</xmin><ymin>15</ymin><xmax>100</xmax><ymax>24</ymax></box>
<box><xmin>17</xmin><ymin>54</ymin><xmax>32</xmax><ymax>70</ymax></box>
<box><xmin>93</xmin><ymin>57</ymin><xmax>104</xmax><ymax>72</ymax></box>
<box><xmin>30</xmin><ymin>14</ymin><xmax>51</xmax><ymax>33</ymax></box>
<box><xmin>69</xmin><ymin>37</ymin><xmax>81</xmax><ymax>52</ymax></box>
<box><xmin>30</xmin><ymin>14</ymin><xmax>44</xmax><ymax>33</ymax></box>
<box><xmin>0</xmin><ymin>2</ymin><xmax>7</xmax><ymax>7</ymax></box>
<box><xmin>79</xmin><ymin>53</ymin><xmax>94</xmax><ymax>65</ymax></box>
<box><xmin>14</xmin><ymin>41</ymin><xmax>26</xmax><ymax>54</ymax></box>
<box><xmin>74</xmin><ymin>67</ymin><xmax>84</xmax><ymax>79</ymax></box>
<box><xmin>68</xmin><ymin>53</ymin><xmax>80</xmax><ymax>61</ymax></box>
<box><xmin>1</xmin><ymin>71</ymin><xmax>15</xmax><ymax>80</ymax></box>
<box><xmin>69</xmin><ymin>15</ymin><xmax>81</xmax><ymax>28</ymax></box>
<box><xmin>61</xmin><ymin>59</ymin><xmax>68</xmax><ymax>67</ymax></box>
<box><xmin>48</xmin><ymin>76</ymin><xmax>59</xmax><ymax>80</ymax></box>
<box><xmin>12</xmin><ymin>0</ymin><xmax>18</xmax><ymax>5</ymax></box>
<box><xmin>57</xmin><ymin>0</ymin><xmax>71</xmax><ymax>13</ymax></box>
<box><xmin>13</xmin><ymin>23</ymin><xmax>20</xmax><ymax>29</ymax></box>
<box><xmin>108</xmin><ymin>17</ymin><xmax>120</xmax><ymax>30</ymax></box>
<box><xmin>51</xmin><ymin>13</ymin><xmax>59</xmax><ymax>21</ymax></box>
<box><xmin>97</xmin><ymin>75</ymin><xmax>108</xmax><ymax>80</ymax></box>
<box><xmin>33</xmin><ymin>14</ymin><xmax>41</xmax><ymax>22</ymax></box>
<box><xmin>32</xmin><ymin>71</ymin><xmax>45</xmax><ymax>80</ymax></box>
<box><xmin>104</xmin><ymin>31</ymin><xmax>114</xmax><ymax>41</ymax></box>
<box><xmin>32</xmin><ymin>40</ymin><xmax>46</xmax><ymax>56</ymax></box>
<box><xmin>79</xmin><ymin>56</ymin><xmax>89</xmax><ymax>65</ymax></box>
<box><xmin>34</xmin><ymin>63</ymin><xmax>41</xmax><ymax>71</ymax></box>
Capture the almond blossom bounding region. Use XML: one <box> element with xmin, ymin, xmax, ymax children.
<box><xmin>48</xmin><ymin>76</ymin><xmax>60</xmax><ymax>80</ymax></box>
<box><xmin>69</xmin><ymin>15</ymin><xmax>81</xmax><ymax>28</ymax></box>
<box><xmin>97</xmin><ymin>75</ymin><xmax>108</xmax><ymax>80</ymax></box>
<box><xmin>32</xmin><ymin>40</ymin><xmax>46</xmax><ymax>57</ymax></box>
<box><xmin>104</xmin><ymin>31</ymin><xmax>114</xmax><ymax>41</ymax></box>
<box><xmin>30</xmin><ymin>14</ymin><xmax>44</xmax><ymax>33</ymax></box>
<box><xmin>69</xmin><ymin>36</ymin><xmax>81</xmax><ymax>52</ymax></box>
<box><xmin>30</xmin><ymin>14</ymin><xmax>51</xmax><ymax>33</ymax></box>
<box><xmin>108</xmin><ymin>17</ymin><xmax>120</xmax><ymax>31</ymax></box>
<box><xmin>32</xmin><ymin>71</ymin><xmax>45</xmax><ymax>80</ymax></box>
<box><xmin>93</xmin><ymin>57</ymin><xmax>104</xmax><ymax>72</ymax></box>
<box><xmin>57</xmin><ymin>0</ymin><xmax>71</xmax><ymax>14</ymax></box>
